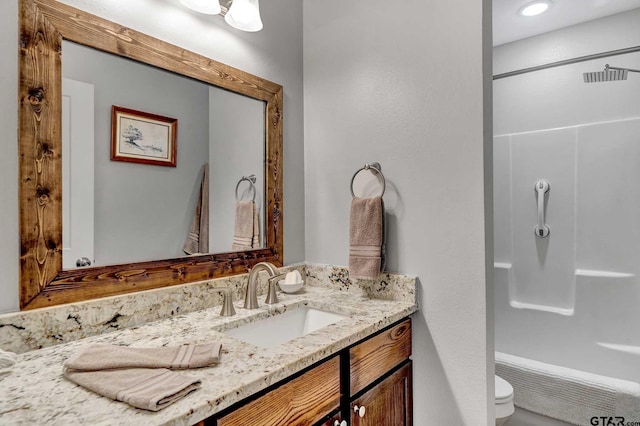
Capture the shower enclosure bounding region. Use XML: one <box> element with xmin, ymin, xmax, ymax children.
<box><xmin>493</xmin><ymin>33</ymin><xmax>640</xmax><ymax>422</ymax></box>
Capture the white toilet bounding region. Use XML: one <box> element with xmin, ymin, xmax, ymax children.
<box><xmin>495</xmin><ymin>375</ymin><xmax>514</xmax><ymax>425</ymax></box>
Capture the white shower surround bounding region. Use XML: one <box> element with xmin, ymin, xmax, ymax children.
<box><xmin>494</xmin><ymin>106</ymin><xmax>640</xmax><ymax>424</ymax></box>
<box><xmin>494</xmin><ymin>7</ymin><xmax>640</xmax><ymax>423</ymax></box>
<box><xmin>494</xmin><ymin>116</ymin><xmax>640</xmax><ymax>382</ymax></box>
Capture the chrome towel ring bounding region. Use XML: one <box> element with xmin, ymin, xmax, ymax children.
<box><xmin>350</xmin><ymin>162</ymin><xmax>385</xmax><ymax>198</ymax></box>
<box><xmin>235</xmin><ymin>174</ymin><xmax>257</xmax><ymax>202</ymax></box>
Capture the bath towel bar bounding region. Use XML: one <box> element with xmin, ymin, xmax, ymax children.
<box><xmin>235</xmin><ymin>175</ymin><xmax>257</xmax><ymax>202</ymax></box>
<box><xmin>350</xmin><ymin>163</ymin><xmax>386</xmax><ymax>198</ymax></box>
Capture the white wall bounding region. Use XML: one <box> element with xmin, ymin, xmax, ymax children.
<box><xmin>0</xmin><ymin>0</ymin><xmax>304</xmax><ymax>312</ymax></box>
<box><xmin>303</xmin><ymin>0</ymin><xmax>493</xmax><ymax>424</ymax></box>
<box><xmin>209</xmin><ymin>88</ymin><xmax>265</xmax><ymax>253</ymax></box>
<box><xmin>493</xmin><ymin>8</ymin><xmax>640</xmax><ymax>76</ymax></box>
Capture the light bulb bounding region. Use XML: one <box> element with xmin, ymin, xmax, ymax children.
<box><xmin>225</xmin><ymin>0</ymin><xmax>263</xmax><ymax>32</ymax></box>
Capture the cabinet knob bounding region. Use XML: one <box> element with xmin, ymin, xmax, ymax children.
<box><xmin>334</xmin><ymin>420</ymin><xmax>347</xmax><ymax>426</ymax></box>
<box><xmin>76</xmin><ymin>257</ymin><xmax>91</xmax><ymax>267</ymax></box>
<box><xmin>353</xmin><ymin>404</ymin><xmax>366</xmax><ymax>417</ymax></box>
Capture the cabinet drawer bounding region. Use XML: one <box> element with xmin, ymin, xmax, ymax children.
<box><xmin>216</xmin><ymin>356</ymin><xmax>341</xmax><ymax>426</ymax></box>
<box><xmin>349</xmin><ymin>319</ymin><xmax>411</xmax><ymax>396</ymax></box>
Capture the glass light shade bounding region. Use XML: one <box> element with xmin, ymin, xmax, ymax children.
<box><xmin>519</xmin><ymin>1</ymin><xmax>550</xmax><ymax>16</ymax></box>
<box><xmin>224</xmin><ymin>0</ymin><xmax>263</xmax><ymax>32</ymax></box>
<box><xmin>179</xmin><ymin>0</ymin><xmax>221</xmax><ymax>15</ymax></box>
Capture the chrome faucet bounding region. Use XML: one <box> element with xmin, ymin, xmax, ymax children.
<box><xmin>244</xmin><ymin>262</ymin><xmax>286</xmax><ymax>308</ymax></box>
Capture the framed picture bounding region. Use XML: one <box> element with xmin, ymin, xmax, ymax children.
<box><xmin>111</xmin><ymin>106</ymin><xmax>177</xmax><ymax>167</ymax></box>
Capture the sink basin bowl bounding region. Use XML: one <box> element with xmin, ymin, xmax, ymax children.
<box><xmin>224</xmin><ymin>307</ymin><xmax>348</xmax><ymax>348</ymax></box>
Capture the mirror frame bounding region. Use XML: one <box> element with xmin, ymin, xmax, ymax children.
<box><xmin>18</xmin><ymin>0</ymin><xmax>283</xmax><ymax>310</ymax></box>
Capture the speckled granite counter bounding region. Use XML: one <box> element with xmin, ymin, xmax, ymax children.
<box><xmin>0</xmin><ymin>265</ymin><xmax>417</xmax><ymax>425</ymax></box>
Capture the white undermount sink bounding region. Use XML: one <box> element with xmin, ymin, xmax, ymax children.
<box><xmin>224</xmin><ymin>307</ymin><xmax>348</xmax><ymax>348</ymax></box>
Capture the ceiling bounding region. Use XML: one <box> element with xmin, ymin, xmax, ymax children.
<box><xmin>493</xmin><ymin>0</ymin><xmax>640</xmax><ymax>46</ymax></box>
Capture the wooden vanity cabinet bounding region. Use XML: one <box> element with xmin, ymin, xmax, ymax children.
<box><xmin>347</xmin><ymin>319</ymin><xmax>412</xmax><ymax>426</ymax></box>
<box><xmin>206</xmin><ymin>318</ymin><xmax>412</xmax><ymax>426</ymax></box>
<box><xmin>316</xmin><ymin>410</ymin><xmax>343</xmax><ymax>426</ymax></box>
<box><xmin>349</xmin><ymin>362</ymin><xmax>412</xmax><ymax>426</ymax></box>
<box><xmin>215</xmin><ymin>356</ymin><xmax>341</xmax><ymax>426</ymax></box>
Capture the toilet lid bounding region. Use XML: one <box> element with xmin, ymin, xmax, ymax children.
<box><xmin>495</xmin><ymin>375</ymin><xmax>514</xmax><ymax>403</ymax></box>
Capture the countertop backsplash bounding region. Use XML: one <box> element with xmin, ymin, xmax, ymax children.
<box><xmin>0</xmin><ymin>264</ymin><xmax>299</xmax><ymax>354</ymax></box>
<box><xmin>305</xmin><ymin>264</ymin><xmax>417</xmax><ymax>302</ymax></box>
<box><xmin>0</xmin><ymin>263</ymin><xmax>415</xmax><ymax>354</ymax></box>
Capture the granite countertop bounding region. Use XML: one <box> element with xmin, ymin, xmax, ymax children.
<box><xmin>0</xmin><ymin>267</ymin><xmax>418</xmax><ymax>425</ymax></box>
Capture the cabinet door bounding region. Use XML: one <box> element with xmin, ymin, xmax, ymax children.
<box><xmin>350</xmin><ymin>319</ymin><xmax>411</xmax><ymax>396</ymax></box>
<box><xmin>351</xmin><ymin>362</ymin><xmax>412</xmax><ymax>426</ymax></box>
<box><xmin>316</xmin><ymin>411</ymin><xmax>344</xmax><ymax>426</ymax></box>
<box><xmin>217</xmin><ymin>356</ymin><xmax>340</xmax><ymax>426</ymax></box>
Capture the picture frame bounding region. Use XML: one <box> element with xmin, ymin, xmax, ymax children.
<box><xmin>111</xmin><ymin>106</ymin><xmax>177</xmax><ymax>167</ymax></box>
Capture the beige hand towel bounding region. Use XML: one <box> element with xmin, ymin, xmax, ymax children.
<box><xmin>64</xmin><ymin>367</ymin><xmax>201</xmax><ymax>411</ymax></box>
<box><xmin>183</xmin><ymin>164</ymin><xmax>210</xmax><ymax>255</ymax></box>
<box><xmin>63</xmin><ymin>342</ymin><xmax>222</xmax><ymax>371</ymax></box>
<box><xmin>232</xmin><ymin>201</ymin><xmax>256</xmax><ymax>251</ymax></box>
<box><xmin>349</xmin><ymin>196</ymin><xmax>384</xmax><ymax>280</ymax></box>
<box><xmin>63</xmin><ymin>342</ymin><xmax>221</xmax><ymax>411</ymax></box>
<box><xmin>252</xmin><ymin>203</ymin><xmax>261</xmax><ymax>248</ymax></box>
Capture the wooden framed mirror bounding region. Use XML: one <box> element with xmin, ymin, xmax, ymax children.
<box><xmin>18</xmin><ymin>0</ymin><xmax>283</xmax><ymax>310</ymax></box>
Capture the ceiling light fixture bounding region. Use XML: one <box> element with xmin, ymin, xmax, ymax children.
<box><xmin>179</xmin><ymin>0</ymin><xmax>263</xmax><ymax>32</ymax></box>
<box><xmin>225</xmin><ymin>0</ymin><xmax>263</xmax><ymax>32</ymax></box>
<box><xmin>519</xmin><ymin>0</ymin><xmax>551</xmax><ymax>17</ymax></box>
<box><xmin>179</xmin><ymin>0</ymin><xmax>221</xmax><ymax>15</ymax></box>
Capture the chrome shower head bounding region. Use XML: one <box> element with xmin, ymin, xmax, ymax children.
<box><xmin>583</xmin><ymin>64</ymin><xmax>640</xmax><ymax>83</ymax></box>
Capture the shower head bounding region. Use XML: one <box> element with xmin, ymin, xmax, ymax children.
<box><xmin>583</xmin><ymin>64</ymin><xmax>640</xmax><ymax>83</ymax></box>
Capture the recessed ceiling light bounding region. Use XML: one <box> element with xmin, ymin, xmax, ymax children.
<box><xmin>519</xmin><ymin>1</ymin><xmax>551</xmax><ymax>17</ymax></box>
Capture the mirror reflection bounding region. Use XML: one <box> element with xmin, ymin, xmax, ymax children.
<box><xmin>61</xmin><ymin>41</ymin><xmax>265</xmax><ymax>269</ymax></box>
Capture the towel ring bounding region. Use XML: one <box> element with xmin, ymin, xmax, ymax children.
<box><xmin>350</xmin><ymin>162</ymin><xmax>385</xmax><ymax>197</ymax></box>
<box><xmin>235</xmin><ymin>175</ymin><xmax>256</xmax><ymax>202</ymax></box>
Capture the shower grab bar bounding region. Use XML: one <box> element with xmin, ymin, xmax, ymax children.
<box><xmin>534</xmin><ymin>180</ymin><xmax>550</xmax><ymax>238</ymax></box>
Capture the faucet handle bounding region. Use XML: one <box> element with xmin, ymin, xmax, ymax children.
<box><xmin>265</xmin><ymin>273</ymin><xmax>287</xmax><ymax>305</ymax></box>
<box><xmin>212</xmin><ymin>287</ymin><xmax>236</xmax><ymax>316</ymax></box>
<box><xmin>265</xmin><ymin>278</ymin><xmax>278</xmax><ymax>305</ymax></box>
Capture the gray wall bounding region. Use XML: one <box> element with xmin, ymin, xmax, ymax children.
<box><xmin>0</xmin><ymin>0</ymin><xmax>304</xmax><ymax>312</ymax></box>
<box><xmin>64</xmin><ymin>42</ymin><xmax>268</xmax><ymax>264</ymax></box>
<box><xmin>303</xmin><ymin>0</ymin><xmax>493</xmax><ymax>424</ymax></box>
<box><xmin>63</xmin><ymin>41</ymin><xmax>209</xmax><ymax>265</ymax></box>
<box><xmin>209</xmin><ymin>88</ymin><xmax>265</xmax><ymax>253</ymax></box>
<box><xmin>0</xmin><ymin>0</ymin><xmax>19</xmax><ymax>314</ymax></box>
